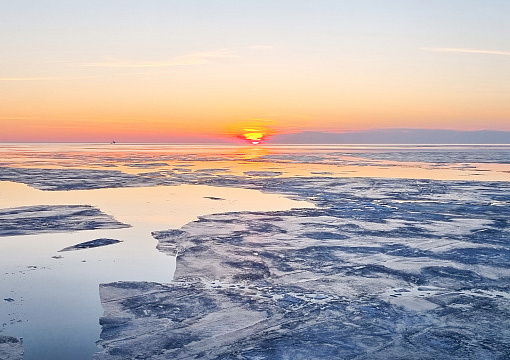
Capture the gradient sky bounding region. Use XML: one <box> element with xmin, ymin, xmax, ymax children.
<box><xmin>1</xmin><ymin>1</ymin><xmax>510</xmax><ymax>142</ymax></box>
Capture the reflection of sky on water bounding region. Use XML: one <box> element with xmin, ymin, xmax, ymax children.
<box><xmin>0</xmin><ymin>180</ymin><xmax>312</xmax><ymax>360</ymax></box>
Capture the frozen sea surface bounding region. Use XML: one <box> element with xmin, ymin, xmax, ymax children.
<box><xmin>95</xmin><ymin>176</ymin><xmax>510</xmax><ymax>360</ymax></box>
<box><xmin>1</xmin><ymin>144</ymin><xmax>510</xmax><ymax>360</ymax></box>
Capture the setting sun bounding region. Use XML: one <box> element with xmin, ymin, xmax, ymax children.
<box><xmin>243</xmin><ymin>129</ymin><xmax>265</xmax><ymax>144</ymax></box>
<box><xmin>224</xmin><ymin>121</ymin><xmax>275</xmax><ymax>145</ymax></box>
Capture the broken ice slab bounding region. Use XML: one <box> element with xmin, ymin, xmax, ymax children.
<box><xmin>0</xmin><ymin>205</ymin><xmax>129</xmax><ymax>237</ymax></box>
<box><xmin>58</xmin><ymin>238</ymin><xmax>123</xmax><ymax>252</ymax></box>
<box><xmin>0</xmin><ymin>167</ymin><xmax>166</xmax><ymax>190</ymax></box>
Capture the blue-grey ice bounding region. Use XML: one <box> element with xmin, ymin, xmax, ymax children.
<box><xmin>93</xmin><ymin>175</ymin><xmax>510</xmax><ymax>359</ymax></box>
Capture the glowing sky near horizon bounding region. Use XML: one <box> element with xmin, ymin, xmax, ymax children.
<box><xmin>1</xmin><ymin>1</ymin><xmax>509</xmax><ymax>142</ymax></box>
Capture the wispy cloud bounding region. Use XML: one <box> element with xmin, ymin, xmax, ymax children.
<box><xmin>0</xmin><ymin>77</ymin><xmax>59</xmax><ymax>81</ymax></box>
<box><xmin>0</xmin><ymin>76</ymin><xmax>96</xmax><ymax>81</ymax></box>
<box><xmin>79</xmin><ymin>49</ymin><xmax>237</xmax><ymax>68</ymax></box>
<box><xmin>421</xmin><ymin>47</ymin><xmax>510</xmax><ymax>56</ymax></box>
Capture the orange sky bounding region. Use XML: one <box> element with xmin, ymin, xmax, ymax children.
<box><xmin>1</xmin><ymin>1</ymin><xmax>509</xmax><ymax>142</ymax></box>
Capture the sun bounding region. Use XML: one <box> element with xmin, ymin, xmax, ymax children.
<box><xmin>242</xmin><ymin>129</ymin><xmax>265</xmax><ymax>145</ymax></box>
<box><xmin>224</xmin><ymin>120</ymin><xmax>275</xmax><ymax>145</ymax></box>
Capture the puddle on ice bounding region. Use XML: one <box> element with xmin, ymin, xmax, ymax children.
<box><xmin>0</xmin><ymin>181</ymin><xmax>314</xmax><ymax>360</ymax></box>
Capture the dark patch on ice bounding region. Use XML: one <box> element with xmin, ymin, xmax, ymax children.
<box><xmin>244</xmin><ymin>171</ymin><xmax>283</xmax><ymax>177</ymax></box>
<box><xmin>194</xmin><ymin>168</ymin><xmax>229</xmax><ymax>174</ymax></box>
<box><xmin>302</xmin><ymin>231</ymin><xmax>349</xmax><ymax>240</ymax></box>
<box><xmin>203</xmin><ymin>196</ymin><xmax>225</xmax><ymax>201</ymax></box>
<box><xmin>310</xmin><ymin>171</ymin><xmax>334</xmax><ymax>175</ymax></box>
<box><xmin>125</xmin><ymin>162</ymin><xmax>168</xmax><ymax>168</ymax></box>
<box><xmin>0</xmin><ymin>336</ymin><xmax>20</xmax><ymax>343</ymax></box>
<box><xmin>0</xmin><ymin>205</ymin><xmax>130</xmax><ymax>237</ymax></box>
<box><xmin>59</xmin><ymin>238</ymin><xmax>123</xmax><ymax>252</ymax></box>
